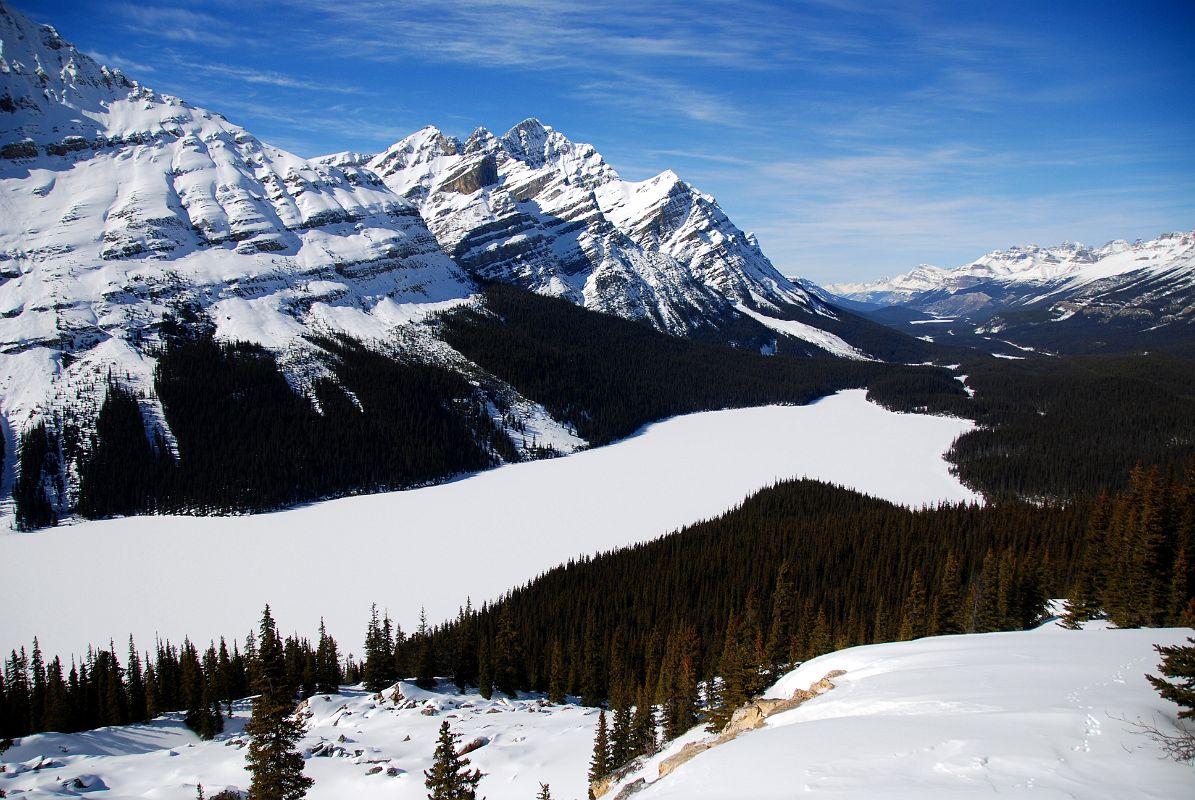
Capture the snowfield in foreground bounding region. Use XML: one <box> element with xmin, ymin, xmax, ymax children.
<box><xmin>2</xmin><ymin>623</ymin><xmax>1191</xmax><ymax>799</ymax></box>
<box><xmin>0</xmin><ymin>390</ymin><xmax>978</xmax><ymax>657</ymax></box>
<box><xmin>614</xmin><ymin>623</ymin><xmax>1195</xmax><ymax>799</ymax></box>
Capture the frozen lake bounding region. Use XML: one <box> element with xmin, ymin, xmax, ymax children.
<box><xmin>0</xmin><ymin>390</ymin><xmax>979</xmax><ymax>658</ymax></box>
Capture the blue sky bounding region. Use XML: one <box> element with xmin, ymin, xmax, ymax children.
<box><xmin>19</xmin><ymin>0</ymin><xmax>1195</xmax><ymax>283</ymax></box>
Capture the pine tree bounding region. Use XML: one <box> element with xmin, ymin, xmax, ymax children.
<box><xmin>548</xmin><ymin>640</ymin><xmax>566</xmax><ymax>704</ymax></box>
<box><xmin>1146</xmin><ymin>636</ymin><xmax>1195</xmax><ymax>720</ymax></box>
<box><xmin>764</xmin><ymin>562</ymin><xmax>795</xmax><ymax>679</ymax></box>
<box><xmin>659</xmin><ymin>624</ymin><xmax>698</xmax><ymax>740</ymax></box>
<box><xmin>362</xmin><ymin>605</ymin><xmax>389</xmax><ymax>692</ymax></box>
<box><xmin>424</xmin><ymin>720</ymin><xmax>483</xmax><ymax>800</ymax></box>
<box><xmin>493</xmin><ymin>605</ymin><xmax>522</xmax><ymax>698</ymax></box>
<box><xmin>974</xmin><ymin>549</ymin><xmax>1001</xmax><ymax>632</ymax></box>
<box><xmin>415</xmin><ymin>608</ymin><xmax>436</xmax><ymax>691</ymax></box>
<box><xmin>536</xmin><ymin>783</ymin><xmax>553</xmax><ymax>800</ymax></box>
<box><xmin>314</xmin><ymin>620</ymin><xmax>340</xmax><ymax>695</ymax></box>
<box><xmin>932</xmin><ymin>553</ymin><xmax>964</xmax><ymax>635</ymax></box>
<box><xmin>477</xmin><ymin>638</ymin><xmax>493</xmax><ymax>700</ymax></box>
<box><xmin>245</xmin><ymin>605</ymin><xmax>313</xmax><ymax>800</ymax></box>
<box><xmin>588</xmin><ymin>709</ymin><xmax>611</xmax><ymax>786</ymax></box>
<box><xmin>452</xmin><ymin>601</ymin><xmax>476</xmax><ymax>694</ymax></box>
<box><xmin>806</xmin><ymin>608</ymin><xmax>832</xmax><ymax>658</ymax></box>
<box><xmin>898</xmin><ymin>569</ymin><xmax>928</xmax><ymax>640</ymax></box>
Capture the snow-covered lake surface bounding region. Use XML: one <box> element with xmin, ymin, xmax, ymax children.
<box><xmin>1</xmin><ymin>622</ymin><xmax>1190</xmax><ymax>800</ymax></box>
<box><xmin>0</xmin><ymin>390</ymin><xmax>979</xmax><ymax>658</ymax></box>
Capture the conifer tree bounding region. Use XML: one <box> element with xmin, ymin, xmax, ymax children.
<box><xmin>493</xmin><ymin>605</ymin><xmax>522</xmax><ymax>698</ymax></box>
<box><xmin>588</xmin><ymin>709</ymin><xmax>611</xmax><ymax>786</ymax></box>
<box><xmin>452</xmin><ymin>601</ymin><xmax>477</xmax><ymax>694</ymax></box>
<box><xmin>932</xmin><ymin>553</ymin><xmax>964</xmax><ymax>635</ymax></box>
<box><xmin>806</xmin><ymin>608</ymin><xmax>832</xmax><ymax>658</ymax></box>
<box><xmin>314</xmin><ymin>620</ymin><xmax>340</xmax><ymax>694</ymax></box>
<box><xmin>245</xmin><ymin>605</ymin><xmax>312</xmax><ymax>800</ymax></box>
<box><xmin>579</xmin><ymin>611</ymin><xmax>604</xmax><ymax>707</ymax></box>
<box><xmin>631</xmin><ymin>683</ymin><xmax>657</xmax><ymax>759</ymax></box>
<box><xmin>1146</xmin><ymin>637</ymin><xmax>1195</xmax><ymax>720</ymax></box>
<box><xmin>536</xmin><ymin>783</ymin><xmax>552</xmax><ymax>800</ymax></box>
<box><xmin>659</xmin><ymin>624</ymin><xmax>699</xmax><ymax>740</ymax></box>
<box><xmin>764</xmin><ymin>562</ymin><xmax>795</xmax><ymax>678</ymax></box>
<box><xmin>548</xmin><ymin>640</ymin><xmax>566</xmax><ymax>704</ymax></box>
<box><xmin>362</xmin><ymin>605</ymin><xmax>390</xmax><ymax>692</ymax></box>
<box><xmin>477</xmin><ymin>638</ymin><xmax>493</xmax><ymax>700</ymax></box>
<box><xmin>414</xmin><ymin>608</ymin><xmax>436</xmax><ymax>691</ymax></box>
<box><xmin>424</xmin><ymin>720</ymin><xmax>483</xmax><ymax>800</ymax></box>
<box><xmin>974</xmin><ymin>549</ymin><xmax>1001</xmax><ymax>632</ymax></box>
<box><xmin>898</xmin><ymin>569</ymin><xmax>928</xmax><ymax>640</ymax></box>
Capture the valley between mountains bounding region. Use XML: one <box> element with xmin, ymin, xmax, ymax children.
<box><xmin>2</xmin><ymin>1</ymin><xmax>1194</xmax><ymax>799</ymax></box>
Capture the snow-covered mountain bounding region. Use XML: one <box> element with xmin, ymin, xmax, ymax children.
<box><xmin>0</xmin><ymin>1</ymin><xmax>472</xmax><ymax>446</ymax></box>
<box><xmin>826</xmin><ymin>231</ymin><xmax>1195</xmax><ymax>354</ymax></box>
<box><xmin>0</xmin><ymin>0</ymin><xmax>906</xmax><ymax>498</ymax></box>
<box><xmin>829</xmin><ymin>232</ymin><xmax>1195</xmax><ymax>321</ymax></box>
<box><xmin>353</xmin><ymin>120</ymin><xmax>820</xmax><ymax>336</ymax></box>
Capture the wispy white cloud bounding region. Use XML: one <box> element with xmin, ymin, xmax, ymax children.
<box><xmin>113</xmin><ymin>3</ymin><xmax>246</xmax><ymax>47</ymax></box>
<box><xmin>177</xmin><ymin>62</ymin><xmax>369</xmax><ymax>95</ymax></box>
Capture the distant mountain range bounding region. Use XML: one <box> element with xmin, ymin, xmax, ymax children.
<box><xmin>825</xmin><ymin>231</ymin><xmax>1195</xmax><ymax>355</ymax></box>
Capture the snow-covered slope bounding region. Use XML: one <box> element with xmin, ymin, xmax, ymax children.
<box><xmin>363</xmin><ymin>119</ymin><xmax>825</xmax><ymax>336</ymax></box>
<box><xmin>3</xmin><ymin>623</ymin><xmax>1190</xmax><ymax>800</ymax></box>
<box><xmin>607</xmin><ymin>622</ymin><xmax>1195</xmax><ymax>800</ymax></box>
<box><xmin>0</xmin><ymin>680</ymin><xmax>600</xmax><ymax>800</ymax></box>
<box><xmin>0</xmin><ymin>0</ymin><xmax>473</xmax><ymax>448</ymax></box>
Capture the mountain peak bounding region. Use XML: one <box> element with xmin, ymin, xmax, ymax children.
<box><xmin>500</xmin><ymin>117</ymin><xmax>558</xmax><ymax>166</ymax></box>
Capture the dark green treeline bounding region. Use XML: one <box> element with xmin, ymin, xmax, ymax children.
<box><xmin>0</xmin><ymin>623</ymin><xmax>342</xmax><ymax>742</ymax></box>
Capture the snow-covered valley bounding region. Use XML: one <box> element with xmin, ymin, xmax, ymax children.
<box><xmin>0</xmin><ymin>389</ymin><xmax>977</xmax><ymax>660</ymax></box>
<box><xmin>2</xmin><ymin>622</ymin><xmax>1190</xmax><ymax>800</ymax></box>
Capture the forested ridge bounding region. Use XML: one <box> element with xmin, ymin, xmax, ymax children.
<box><xmin>439</xmin><ymin>283</ymin><xmax>968</xmax><ymax>446</ymax></box>
<box><xmin>947</xmin><ymin>353</ymin><xmax>1195</xmax><ymax>500</ymax></box>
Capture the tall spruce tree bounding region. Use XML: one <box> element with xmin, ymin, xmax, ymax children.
<box><xmin>588</xmin><ymin>709</ymin><xmax>612</xmax><ymax>787</ymax></box>
<box><xmin>424</xmin><ymin>720</ymin><xmax>483</xmax><ymax>800</ymax></box>
<box><xmin>244</xmin><ymin>605</ymin><xmax>312</xmax><ymax>800</ymax></box>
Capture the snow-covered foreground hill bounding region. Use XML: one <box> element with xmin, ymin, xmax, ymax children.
<box><xmin>614</xmin><ymin>623</ymin><xmax>1195</xmax><ymax>799</ymax></box>
<box><xmin>0</xmin><ymin>390</ymin><xmax>978</xmax><ymax>658</ymax></box>
<box><xmin>2</xmin><ymin>624</ymin><xmax>1190</xmax><ymax>800</ymax></box>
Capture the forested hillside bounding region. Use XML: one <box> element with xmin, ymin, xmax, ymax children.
<box><xmin>440</xmin><ymin>284</ymin><xmax>967</xmax><ymax>445</ymax></box>
<box><xmin>947</xmin><ymin>353</ymin><xmax>1195</xmax><ymax>500</ymax></box>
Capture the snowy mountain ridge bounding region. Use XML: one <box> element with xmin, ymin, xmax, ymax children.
<box><xmin>828</xmin><ymin>231</ymin><xmax>1195</xmax><ymax>307</ymax></box>
<box><xmin>360</xmin><ymin>117</ymin><xmax>821</xmax><ymax>334</ymax></box>
<box><xmin>0</xmin><ymin>0</ymin><xmax>474</xmax><ymax>451</ymax></box>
